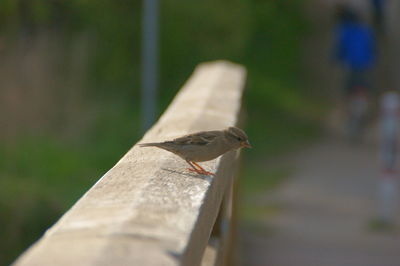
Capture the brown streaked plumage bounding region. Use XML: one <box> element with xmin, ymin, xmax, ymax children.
<box><xmin>139</xmin><ymin>127</ymin><xmax>251</xmax><ymax>175</ymax></box>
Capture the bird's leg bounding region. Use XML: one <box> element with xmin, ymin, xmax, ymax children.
<box><xmin>186</xmin><ymin>160</ymin><xmax>200</xmax><ymax>171</ymax></box>
<box><xmin>186</xmin><ymin>161</ymin><xmax>203</xmax><ymax>174</ymax></box>
<box><xmin>186</xmin><ymin>161</ymin><xmax>215</xmax><ymax>176</ymax></box>
<box><xmin>192</xmin><ymin>162</ymin><xmax>212</xmax><ymax>175</ymax></box>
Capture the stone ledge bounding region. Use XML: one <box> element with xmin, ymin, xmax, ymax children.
<box><xmin>14</xmin><ymin>60</ymin><xmax>247</xmax><ymax>266</ymax></box>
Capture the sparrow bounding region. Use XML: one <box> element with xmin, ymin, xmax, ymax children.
<box><xmin>139</xmin><ymin>127</ymin><xmax>251</xmax><ymax>176</ymax></box>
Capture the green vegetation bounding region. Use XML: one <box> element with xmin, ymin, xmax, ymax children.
<box><xmin>0</xmin><ymin>0</ymin><xmax>325</xmax><ymax>264</ymax></box>
<box><xmin>239</xmin><ymin>1</ymin><xmax>324</xmax><ymax>223</ymax></box>
<box><xmin>368</xmin><ymin>218</ymin><xmax>398</xmax><ymax>232</ymax></box>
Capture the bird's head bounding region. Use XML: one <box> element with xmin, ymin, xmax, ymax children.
<box><xmin>224</xmin><ymin>127</ymin><xmax>252</xmax><ymax>149</ymax></box>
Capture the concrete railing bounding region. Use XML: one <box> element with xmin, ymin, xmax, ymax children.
<box><xmin>14</xmin><ymin>60</ymin><xmax>247</xmax><ymax>266</ymax></box>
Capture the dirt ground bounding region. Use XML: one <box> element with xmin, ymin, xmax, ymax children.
<box><xmin>239</xmin><ymin>1</ymin><xmax>400</xmax><ymax>265</ymax></box>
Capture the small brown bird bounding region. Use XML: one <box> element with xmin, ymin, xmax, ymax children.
<box><xmin>139</xmin><ymin>127</ymin><xmax>251</xmax><ymax>176</ymax></box>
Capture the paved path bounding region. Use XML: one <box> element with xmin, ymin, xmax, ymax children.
<box><xmin>240</xmin><ymin>139</ymin><xmax>400</xmax><ymax>266</ymax></box>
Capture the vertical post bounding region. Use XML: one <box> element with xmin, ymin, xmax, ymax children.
<box><xmin>141</xmin><ymin>0</ymin><xmax>159</xmax><ymax>131</ymax></box>
<box><xmin>378</xmin><ymin>90</ymin><xmax>399</xmax><ymax>224</ymax></box>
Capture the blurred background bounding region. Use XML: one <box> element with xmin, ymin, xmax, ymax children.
<box><xmin>1</xmin><ymin>0</ymin><xmax>399</xmax><ymax>265</ymax></box>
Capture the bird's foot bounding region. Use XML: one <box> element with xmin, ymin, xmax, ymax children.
<box><xmin>187</xmin><ymin>168</ymin><xmax>215</xmax><ymax>176</ymax></box>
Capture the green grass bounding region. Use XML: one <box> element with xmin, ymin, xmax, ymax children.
<box><xmin>0</xmin><ymin>101</ymin><xmax>141</xmax><ymax>265</ymax></box>
<box><xmin>235</xmin><ymin>0</ymin><xmax>327</xmax><ymax>223</ymax></box>
<box><xmin>0</xmin><ymin>139</ymin><xmax>95</xmax><ymax>264</ymax></box>
<box><xmin>238</xmin><ymin>164</ymin><xmax>291</xmax><ymax>221</ymax></box>
<box><xmin>241</xmin><ymin>165</ymin><xmax>292</xmax><ymax>196</ymax></box>
<box><xmin>368</xmin><ymin>218</ymin><xmax>398</xmax><ymax>233</ymax></box>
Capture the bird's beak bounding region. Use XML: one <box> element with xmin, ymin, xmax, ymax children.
<box><xmin>241</xmin><ymin>140</ymin><xmax>252</xmax><ymax>148</ymax></box>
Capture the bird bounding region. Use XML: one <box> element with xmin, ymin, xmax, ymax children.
<box><xmin>139</xmin><ymin>126</ymin><xmax>251</xmax><ymax>176</ymax></box>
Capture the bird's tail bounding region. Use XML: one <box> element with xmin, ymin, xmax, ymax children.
<box><xmin>138</xmin><ymin>142</ymin><xmax>162</xmax><ymax>147</ymax></box>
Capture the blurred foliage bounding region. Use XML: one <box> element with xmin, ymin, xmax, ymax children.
<box><xmin>239</xmin><ymin>165</ymin><xmax>290</xmax><ymax>222</ymax></box>
<box><xmin>0</xmin><ymin>0</ymin><xmax>326</xmax><ymax>264</ymax></box>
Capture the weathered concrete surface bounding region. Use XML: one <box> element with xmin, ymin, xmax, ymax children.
<box><xmin>14</xmin><ymin>61</ymin><xmax>246</xmax><ymax>266</ymax></box>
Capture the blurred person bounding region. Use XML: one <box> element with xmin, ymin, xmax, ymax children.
<box><xmin>333</xmin><ymin>6</ymin><xmax>377</xmax><ymax>139</ymax></box>
<box><xmin>334</xmin><ymin>6</ymin><xmax>376</xmax><ymax>94</ymax></box>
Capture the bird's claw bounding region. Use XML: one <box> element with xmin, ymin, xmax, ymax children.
<box><xmin>187</xmin><ymin>168</ymin><xmax>215</xmax><ymax>176</ymax></box>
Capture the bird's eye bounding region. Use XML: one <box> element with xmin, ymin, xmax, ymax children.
<box><xmin>237</xmin><ymin>137</ymin><xmax>241</xmax><ymax>141</ymax></box>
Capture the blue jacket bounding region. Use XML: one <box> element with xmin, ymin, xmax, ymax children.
<box><xmin>336</xmin><ymin>22</ymin><xmax>376</xmax><ymax>70</ymax></box>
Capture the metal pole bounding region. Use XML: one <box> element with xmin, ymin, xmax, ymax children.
<box><xmin>141</xmin><ymin>0</ymin><xmax>159</xmax><ymax>131</ymax></box>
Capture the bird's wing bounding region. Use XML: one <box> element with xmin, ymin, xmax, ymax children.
<box><xmin>172</xmin><ymin>131</ymin><xmax>220</xmax><ymax>146</ymax></box>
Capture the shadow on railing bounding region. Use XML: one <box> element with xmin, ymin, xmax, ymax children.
<box><xmin>14</xmin><ymin>60</ymin><xmax>247</xmax><ymax>266</ymax></box>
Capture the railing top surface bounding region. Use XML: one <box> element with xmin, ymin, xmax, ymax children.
<box><xmin>14</xmin><ymin>60</ymin><xmax>246</xmax><ymax>266</ymax></box>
